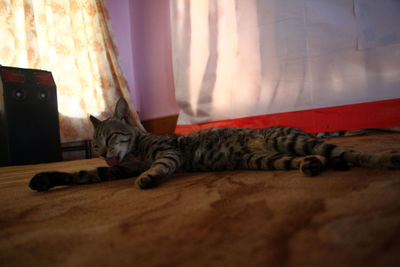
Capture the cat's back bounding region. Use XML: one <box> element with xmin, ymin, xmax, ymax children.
<box><xmin>179</xmin><ymin>127</ymin><xmax>252</xmax><ymax>145</ymax></box>
<box><xmin>179</xmin><ymin>126</ymin><xmax>295</xmax><ymax>141</ymax></box>
<box><xmin>176</xmin><ymin>128</ymin><xmax>256</xmax><ymax>169</ymax></box>
<box><xmin>176</xmin><ymin>126</ymin><xmax>308</xmax><ymax>156</ymax></box>
<box><xmin>176</xmin><ymin>126</ymin><xmax>309</xmax><ymax>171</ymax></box>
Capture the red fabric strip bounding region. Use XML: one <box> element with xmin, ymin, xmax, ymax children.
<box><xmin>175</xmin><ymin>98</ymin><xmax>400</xmax><ymax>135</ymax></box>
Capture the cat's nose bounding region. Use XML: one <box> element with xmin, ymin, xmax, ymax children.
<box><xmin>101</xmin><ymin>151</ymin><xmax>107</xmax><ymax>158</ymax></box>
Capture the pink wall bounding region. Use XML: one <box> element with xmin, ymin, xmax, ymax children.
<box><xmin>106</xmin><ymin>0</ymin><xmax>138</xmax><ymax>111</ymax></box>
<box><xmin>106</xmin><ymin>0</ymin><xmax>179</xmax><ymax>120</ymax></box>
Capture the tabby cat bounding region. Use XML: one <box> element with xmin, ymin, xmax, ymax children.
<box><xmin>29</xmin><ymin>98</ymin><xmax>400</xmax><ymax>191</ymax></box>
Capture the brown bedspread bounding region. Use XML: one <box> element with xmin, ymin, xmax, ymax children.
<box><xmin>1</xmin><ymin>133</ymin><xmax>400</xmax><ymax>267</ymax></box>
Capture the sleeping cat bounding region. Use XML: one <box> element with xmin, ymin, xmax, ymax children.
<box><xmin>29</xmin><ymin>98</ymin><xmax>400</xmax><ymax>191</ymax></box>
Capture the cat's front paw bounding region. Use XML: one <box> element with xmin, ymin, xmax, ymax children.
<box><xmin>29</xmin><ymin>172</ymin><xmax>68</xmax><ymax>192</ymax></box>
<box><xmin>135</xmin><ymin>174</ymin><xmax>156</xmax><ymax>189</ymax></box>
<box><xmin>29</xmin><ymin>173</ymin><xmax>54</xmax><ymax>191</ymax></box>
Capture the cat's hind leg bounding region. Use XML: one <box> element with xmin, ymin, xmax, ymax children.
<box><xmin>242</xmin><ymin>151</ymin><xmax>327</xmax><ymax>177</ymax></box>
<box><xmin>266</xmin><ymin>135</ymin><xmax>400</xmax><ymax>170</ymax></box>
<box><xmin>298</xmin><ymin>155</ymin><xmax>327</xmax><ymax>176</ymax></box>
<box><xmin>297</xmin><ymin>137</ymin><xmax>400</xmax><ymax>169</ymax></box>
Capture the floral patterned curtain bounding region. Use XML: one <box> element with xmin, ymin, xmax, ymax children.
<box><xmin>0</xmin><ymin>0</ymin><xmax>143</xmax><ymax>142</ymax></box>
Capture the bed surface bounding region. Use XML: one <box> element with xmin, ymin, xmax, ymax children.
<box><xmin>1</xmin><ymin>132</ymin><xmax>400</xmax><ymax>266</ymax></box>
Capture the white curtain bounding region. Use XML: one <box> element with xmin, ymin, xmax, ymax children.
<box><xmin>170</xmin><ymin>0</ymin><xmax>400</xmax><ymax>126</ymax></box>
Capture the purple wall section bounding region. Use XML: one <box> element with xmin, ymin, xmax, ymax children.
<box><xmin>106</xmin><ymin>0</ymin><xmax>180</xmax><ymax>120</ymax></box>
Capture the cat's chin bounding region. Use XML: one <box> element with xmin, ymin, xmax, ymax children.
<box><xmin>105</xmin><ymin>157</ymin><xmax>120</xmax><ymax>166</ymax></box>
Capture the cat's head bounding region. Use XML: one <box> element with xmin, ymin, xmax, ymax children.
<box><xmin>89</xmin><ymin>98</ymin><xmax>137</xmax><ymax>166</ymax></box>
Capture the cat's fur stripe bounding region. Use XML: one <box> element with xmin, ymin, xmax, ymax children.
<box><xmin>29</xmin><ymin>98</ymin><xmax>400</xmax><ymax>191</ymax></box>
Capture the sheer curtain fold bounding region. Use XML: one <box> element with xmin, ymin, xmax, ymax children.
<box><xmin>0</xmin><ymin>0</ymin><xmax>143</xmax><ymax>142</ymax></box>
<box><xmin>170</xmin><ymin>0</ymin><xmax>400</xmax><ymax>128</ymax></box>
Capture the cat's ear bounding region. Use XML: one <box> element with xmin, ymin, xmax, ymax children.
<box><xmin>89</xmin><ymin>115</ymin><xmax>101</xmax><ymax>128</ymax></box>
<box><xmin>113</xmin><ymin>97</ymin><xmax>146</xmax><ymax>131</ymax></box>
<box><xmin>113</xmin><ymin>97</ymin><xmax>130</xmax><ymax>122</ymax></box>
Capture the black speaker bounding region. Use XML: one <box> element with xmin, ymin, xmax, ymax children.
<box><xmin>0</xmin><ymin>66</ymin><xmax>62</xmax><ymax>166</ymax></box>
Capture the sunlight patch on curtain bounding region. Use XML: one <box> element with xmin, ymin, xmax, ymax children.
<box><xmin>0</xmin><ymin>0</ymin><xmax>142</xmax><ymax>142</ymax></box>
<box><xmin>171</xmin><ymin>0</ymin><xmax>262</xmax><ymax>124</ymax></box>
